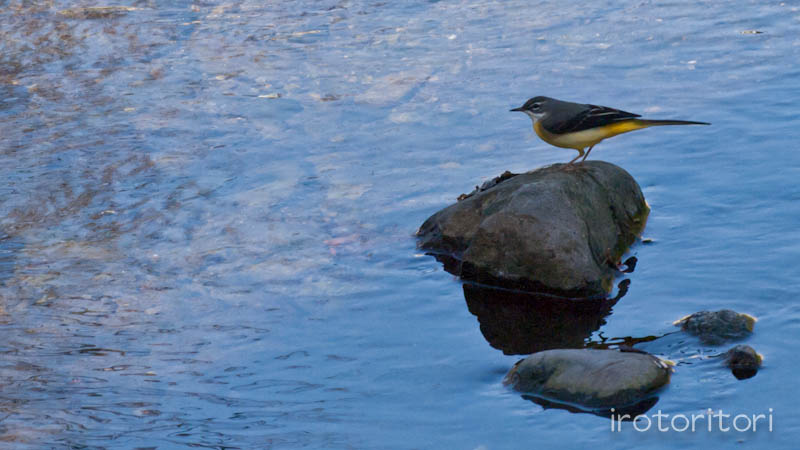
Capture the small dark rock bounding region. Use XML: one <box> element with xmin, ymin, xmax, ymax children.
<box><xmin>417</xmin><ymin>161</ymin><xmax>649</xmax><ymax>297</ymax></box>
<box><xmin>675</xmin><ymin>310</ymin><xmax>756</xmax><ymax>345</ymax></box>
<box><xmin>724</xmin><ymin>344</ymin><xmax>762</xmax><ymax>380</ymax></box>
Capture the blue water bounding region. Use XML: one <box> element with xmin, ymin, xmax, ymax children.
<box><xmin>0</xmin><ymin>0</ymin><xmax>798</xmax><ymax>448</ymax></box>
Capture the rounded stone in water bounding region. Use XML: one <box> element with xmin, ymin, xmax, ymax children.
<box><xmin>417</xmin><ymin>161</ymin><xmax>649</xmax><ymax>297</ymax></box>
<box><xmin>504</xmin><ymin>349</ymin><xmax>672</xmax><ymax>410</ymax></box>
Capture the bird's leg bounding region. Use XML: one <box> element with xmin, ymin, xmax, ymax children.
<box><xmin>567</xmin><ymin>149</ymin><xmax>585</xmax><ymax>165</ymax></box>
<box><xmin>562</xmin><ymin>149</ymin><xmax>585</xmax><ymax>172</ymax></box>
<box><xmin>580</xmin><ymin>145</ymin><xmax>596</xmax><ymax>162</ymax></box>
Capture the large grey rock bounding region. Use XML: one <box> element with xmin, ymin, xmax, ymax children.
<box><xmin>417</xmin><ymin>161</ymin><xmax>648</xmax><ymax>297</ymax></box>
<box><xmin>674</xmin><ymin>309</ymin><xmax>756</xmax><ymax>345</ymax></box>
<box><xmin>504</xmin><ymin>349</ymin><xmax>672</xmax><ymax>410</ymax></box>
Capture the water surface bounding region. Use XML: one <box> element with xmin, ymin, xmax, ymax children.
<box><xmin>1</xmin><ymin>1</ymin><xmax>798</xmax><ymax>448</ymax></box>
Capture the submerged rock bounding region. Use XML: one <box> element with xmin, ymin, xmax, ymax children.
<box><xmin>417</xmin><ymin>161</ymin><xmax>648</xmax><ymax>297</ymax></box>
<box><xmin>504</xmin><ymin>349</ymin><xmax>672</xmax><ymax>411</ymax></box>
<box><xmin>674</xmin><ymin>310</ymin><xmax>756</xmax><ymax>345</ymax></box>
<box><xmin>58</xmin><ymin>6</ymin><xmax>139</xmax><ymax>19</ymax></box>
<box><xmin>724</xmin><ymin>345</ymin><xmax>762</xmax><ymax>380</ymax></box>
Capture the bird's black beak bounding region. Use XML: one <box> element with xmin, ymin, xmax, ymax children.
<box><xmin>510</xmin><ymin>107</ymin><xmax>524</xmax><ymax>112</ymax></box>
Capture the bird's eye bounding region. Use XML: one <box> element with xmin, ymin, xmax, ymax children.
<box><xmin>530</xmin><ymin>102</ymin><xmax>542</xmax><ymax>110</ymax></box>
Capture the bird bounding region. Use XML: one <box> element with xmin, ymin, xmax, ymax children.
<box><xmin>511</xmin><ymin>96</ymin><xmax>710</xmax><ymax>164</ymax></box>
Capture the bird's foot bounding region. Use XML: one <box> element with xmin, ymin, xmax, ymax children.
<box><xmin>561</xmin><ymin>162</ymin><xmax>588</xmax><ymax>172</ymax></box>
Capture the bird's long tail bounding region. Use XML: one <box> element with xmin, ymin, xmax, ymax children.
<box><xmin>634</xmin><ymin>119</ymin><xmax>711</xmax><ymax>126</ymax></box>
<box><xmin>600</xmin><ymin>118</ymin><xmax>710</xmax><ymax>139</ymax></box>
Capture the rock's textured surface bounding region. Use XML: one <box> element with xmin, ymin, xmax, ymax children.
<box><xmin>675</xmin><ymin>310</ymin><xmax>756</xmax><ymax>344</ymax></box>
<box><xmin>504</xmin><ymin>349</ymin><xmax>672</xmax><ymax>409</ymax></box>
<box><xmin>417</xmin><ymin>161</ymin><xmax>649</xmax><ymax>297</ymax></box>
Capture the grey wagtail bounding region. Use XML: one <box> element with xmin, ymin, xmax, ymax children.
<box><xmin>511</xmin><ymin>96</ymin><xmax>710</xmax><ymax>164</ymax></box>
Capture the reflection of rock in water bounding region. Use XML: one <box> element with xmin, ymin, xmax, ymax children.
<box><xmin>523</xmin><ymin>393</ymin><xmax>659</xmax><ymax>420</ymax></box>
<box><xmin>463</xmin><ymin>280</ymin><xmax>629</xmax><ymax>355</ymax></box>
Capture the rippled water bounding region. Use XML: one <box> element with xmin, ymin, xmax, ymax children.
<box><xmin>1</xmin><ymin>1</ymin><xmax>798</xmax><ymax>448</ymax></box>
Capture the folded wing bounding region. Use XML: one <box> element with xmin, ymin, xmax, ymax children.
<box><xmin>545</xmin><ymin>104</ymin><xmax>641</xmax><ymax>135</ymax></box>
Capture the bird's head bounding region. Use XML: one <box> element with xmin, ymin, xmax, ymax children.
<box><xmin>510</xmin><ymin>96</ymin><xmax>551</xmax><ymax>122</ymax></box>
